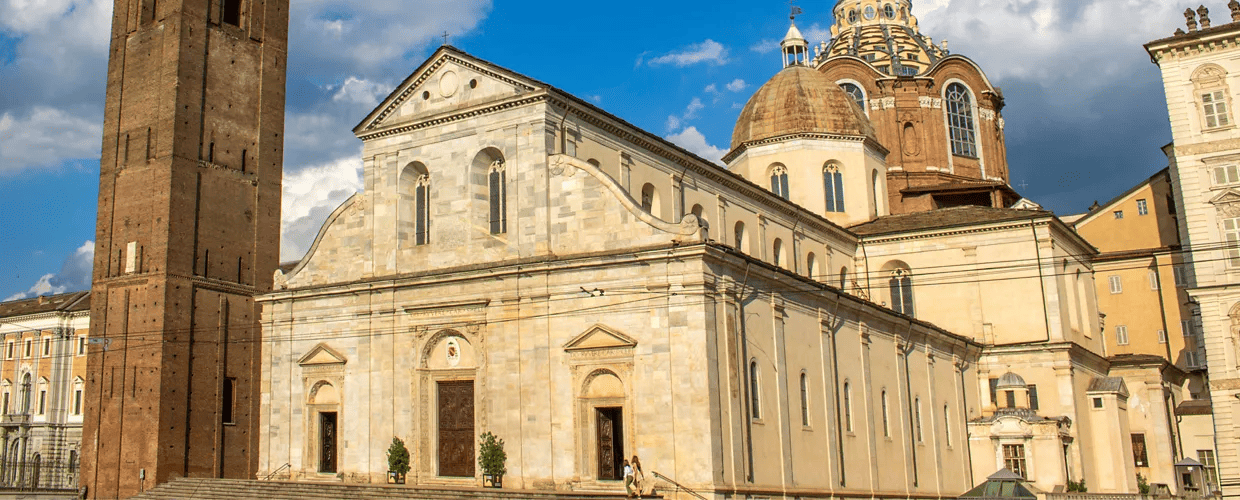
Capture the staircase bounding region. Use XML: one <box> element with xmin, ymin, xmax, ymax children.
<box><xmin>132</xmin><ymin>477</ymin><xmax>639</xmax><ymax>500</ymax></box>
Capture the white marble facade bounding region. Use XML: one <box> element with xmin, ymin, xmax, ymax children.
<box><xmin>256</xmin><ymin>47</ymin><xmax>982</xmax><ymax>498</ymax></box>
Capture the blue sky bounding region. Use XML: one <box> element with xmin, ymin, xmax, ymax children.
<box><xmin>0</xmin><ymin>0</ymin><xmax>1192</xmax><ymax>300</ymax></box>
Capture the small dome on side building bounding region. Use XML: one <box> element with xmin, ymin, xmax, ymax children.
<box><xmin>996</xmin><ymin>371</ymin><xmax>1027</xmax><ymax>389</ymax></box>
<box><xmin>730</xmin><ymin>66</ymin><xmax>877</xmax><ymax>150</ymax></box>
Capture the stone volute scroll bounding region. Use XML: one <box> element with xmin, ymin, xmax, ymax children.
<box><xmin>549</xmin><ymin>154</ymin><xmax>703</xmax><ymax>239</ymax></box>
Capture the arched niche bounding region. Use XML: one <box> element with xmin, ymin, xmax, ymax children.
<box><xmin>424</xmin><ymin>333</ymin><xmax>477</xmax><ymax>370</ymax></box>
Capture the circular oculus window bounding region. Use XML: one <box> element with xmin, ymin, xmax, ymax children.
<box><xmin>864</xmin><ymin>6</ymin><xmax>876</xmax><ymax>20</ymax></box>
<box><xmin>848</xmin><ymin>9</ymin><xmax>858</xmax><ymax>23</ymax></box>
<box><xmin>884</xmin><ymin>4</ymin><xmax>896</xmax><ymax>18</ymax></box>
<box><xmin>439</xmin><ymin>71</ymin><xmax>460</xmax><ymax>97</ymax></box>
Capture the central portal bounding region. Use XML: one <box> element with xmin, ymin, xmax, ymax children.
<box><xmin>438</xmin><ymin>380</ymin><xmax>475</xmax><ymax>477</ymax></box>
<box><xmin>596</xmin><ymin>407</ymin><xmax>624</xmax><ymax>480</ymax></box>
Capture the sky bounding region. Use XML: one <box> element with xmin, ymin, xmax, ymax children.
<box><xmin>0</xmin><ymin>0</ymin><xmax>1193</xmax><ymax>301</ymax></box>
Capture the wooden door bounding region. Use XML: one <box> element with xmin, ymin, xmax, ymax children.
<box><xmin>596</xmin><ymin>407</ymin><xmax>623</xmax><ymax>480</ymax></box>
<box><xmin>319</xmin><ymin>412</ymin><xmax>337</xmax><ymax>473</ymax></box>
<box><xmin>438</xmin><ymin>381</ymin><xmax>475</xmax><ymax>477</ymax></box>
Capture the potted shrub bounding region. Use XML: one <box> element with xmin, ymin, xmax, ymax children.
<box><xmin>386</xmin><ymin>437</ymin><xmax>410</xmax><ymax>484</ymax></box>
<box><xmin>478</xmin><ymin>432</ymin><xmax>507</xmax><ymax>488</ymax></box>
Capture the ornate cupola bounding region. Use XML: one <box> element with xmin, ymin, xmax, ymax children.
<box><xmin>825</xmin><ymin>0</ymin><xmax>948</xmax><ymax>76</ymax></box>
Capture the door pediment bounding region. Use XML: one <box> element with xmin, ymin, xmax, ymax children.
<box><xmin>564</xmin><ymin>324</ymin><xmax>637</xmax><ymax>352</ymax></box>
<box><xmin>298</xmin><ymin>343</ymin><xmax>347</xmax><ymax>367</ymax></box>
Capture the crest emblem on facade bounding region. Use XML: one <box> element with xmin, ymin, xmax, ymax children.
<box><xmin>446</xmin><ymin>338</ymin><xmax>461</xmax><ymax>367</ymax></box>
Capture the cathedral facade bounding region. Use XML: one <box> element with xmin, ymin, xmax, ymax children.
<box><xmin>257</xmin><ymin>46</ymin><xmax>980</xmax><ymax>497</ymax></box>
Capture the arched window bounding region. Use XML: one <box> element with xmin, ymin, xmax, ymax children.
<box><xmin>843</xmin><ymin>381</ymin><xmax>853</xmax><ymax>432</ymax></box>
<box><xmin>839</xmin><ymin>83</ymin><xmax>866</xmax><ymax>113</ymax></box>
<box><xmin>400</xmin><ymin>162</ymin><xmax>431</xmax><ymax>246</ymax></box>
<box><xmin>734</xmin><ymin>221</ymin><xmax>748</xmax><ymax>254</ymax></box>
<box><xmin>770</xmin><ymin>164</ymin><xmax>790</xmax><ymax>199</ymax></box>
<box><xmin>749</xmin><ymin>360</ymin><xmax>761</xmax><ymax>420</ymax></box>
<box><xmin>945</xmin><ymin>82</ymin><xmax>978</xmax><ymax>158</ymax></box>
<box><xmin>640</xmin><ymin>183</ymin><xmax>659</xmax><ymax>215</ymax></box>
<box><xmin>807</xmin><ymin>253</ymin><xmax>817</xmax><ymax>280</ymax></box>
<box><xmin>824</xmin><ymin>163</ymin><xmax>845</xmax><ymax>213</ymax></box>
<box><xmin>881</xmin><ymin>390</ymin><xmax>890</xmax><ymax>437</ymax></box>
<box><xmin>773</xmin><ymin>239</ymin><xmax>784</xmax><ymax>268</ymax></box>
<box><xmin>488</xmin><ymin>160</ymin><xmax>507</xmax><ymax>234</ymax></box>
<box><xmin>20</xmin><ymin>374</ymin><xmax>31</xmax><ymax>413</ymax></box>
<box><xmin>800</xmin><ymin>372</ymin><xmax>810</xmax><ymax>427</ymax></box>
<box><xmin>889</xmin><ymin>268</ymin><xmax>914</xmax><ymax>316</ymax></box>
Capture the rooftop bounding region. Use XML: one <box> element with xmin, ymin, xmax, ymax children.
<box><xmin>0</xmin><ymin>291</ymin><xmax>90</xmax><ymax>319</ymax></box>
<box><xmin>849</xmin><ymin>206</ymin><xmax>1051</xmax><ymax>236</ymax></box>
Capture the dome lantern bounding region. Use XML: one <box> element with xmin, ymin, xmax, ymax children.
<box><xmin>782</xmin><ymin>18</ymin><xmax>810</xmax><ymax>68</ymax></box>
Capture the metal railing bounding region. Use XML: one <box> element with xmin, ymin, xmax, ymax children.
<box><xmin>263</xmin><ymin>463</ymin><xmax>291</xmax><ymax>481</ymax></box>
<box><xmin>1044</xmin><ymin>493</ymin><xmax>1140</xmax><ymax>500</ymax></box>
<box><xmin>0</xmin><ymin>459</ymin><xmax>78</xmax><ymax>492</ymax></box>
<box><xmin>650</xmin><ymin>470</ymin><xmax>707</xmax><ymax>500</ymax></box>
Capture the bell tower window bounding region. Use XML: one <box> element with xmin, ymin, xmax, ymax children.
<box><xmin>222</xmin><ymin>0</ymin><xmax>241</xmax><ymax>26</ymax></box>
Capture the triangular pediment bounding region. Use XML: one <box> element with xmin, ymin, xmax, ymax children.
<box><xmin>564</xmin><ymin>324</ymin><xmax>637</xmax><ymax>351</ymax></box>
<box><xmin>1210</xmin><ymin>189</ymin><xmax>1240</xmax><ymax>205</ymax></box>
<box><xmin>354</xmin><ymin>46</ymin><xmax>545</xmax><ymax>134</ymax></box>
<box><xmin>298</xmin><ymin>343</ymin><xmax>347</xmax><ymax>366</ymax></box>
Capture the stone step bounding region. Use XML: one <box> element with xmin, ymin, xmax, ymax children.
<box><xmin>132</xmin><ymin>477</ymin><xmax>643</xmax><ymax>500</ymax></box>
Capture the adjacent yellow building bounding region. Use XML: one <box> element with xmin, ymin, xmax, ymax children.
<box><xmin>1071</xmin><ymin>165</ymin><xmax>1218</xmax><ymax>493</ymax></box>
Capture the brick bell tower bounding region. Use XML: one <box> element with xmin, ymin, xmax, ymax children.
<box><xmin>81</xmin><ymin>0</ymin><xmax>286</xmax><ymax>497</ymax></box>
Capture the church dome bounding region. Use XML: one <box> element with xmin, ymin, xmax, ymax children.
<box><xmin>731</xmin><ymin>66</ymin><xmax>877</xmax><ymax>150</ymax></box>
<box><xmin>995</xmin><ymin>371</ymin><xmax>1027</xmax><ymax>389</ymax></box>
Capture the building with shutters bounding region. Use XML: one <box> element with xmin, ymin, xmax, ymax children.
<box><xmin>1146</xmin><ymin>3</ymin><xmax>1240</xmax><ymax>498</ymax></box>
<box><xmin>0</xmin><ymin>292</ymin><xmax>90</xmax><ymax>493</ymax></box>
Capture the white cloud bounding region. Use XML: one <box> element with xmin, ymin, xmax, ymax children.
<box><xmin>332</xmin><ymin>77</ymin><xmax>390</xmax><ymax>107</ymax></box>
<box><xmin>750</xmin><ymin>39</ymin><xmax>779</xmax><ymax>54</ymax></box>
<box><xmin>280</xmin><ymin>155</ymin><xmax>365</xmax><ymax>261</ymax></box>
<box><xmin>4</xmin><ymin>241</ymin><xmax>93</xmax><ymax>302</ymax></box>
<box><xmin>0</xmin><ymin>107</ymin><xmax>103</xmax><ymax>172</ymax></box>
<box><xmin>726</xmin><ymin>79</ymin><xmax>747</xmax><ymax>92</ymax></box>
<box><xmin>0</xmin><ymin>0</ymin><xmax>111</xmax><ymax>171</ymax></box>
<box><xmin>665</xmin><ymin>115</ymin><xmax>682</xmax><ymax>133</ymax></box>
<box><xmin>802</xmin><ymin>23</ymin><xmax>832</xmax><ymax>45</ymax></box>
<box><xmin>704</xmin><ymin>83</ymin><xmax>718</xmax><ymax>94</ymax></box>
<box><xmin>648</xmin><ymin>40</ymin><xmax>729</xmax><ymax>67</ymax></box>
<box><xmin>666</xmin><ymin>127</ymin><xmax>726</xmax><ymax>164</ymax></box>
<box><xmin>915</xmin><ymin>0</ymin><xmax>1181</xmax><ymax>119</ymax></box>
<box><xmin>289</xmin><ymin>0</ymin><xmax>491</xmax><ymax>77</ymax></box>
<box><xmin>683</xmin><ymin>97</ymin><xmax>705</xmax><ymax>119</ymax></box>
